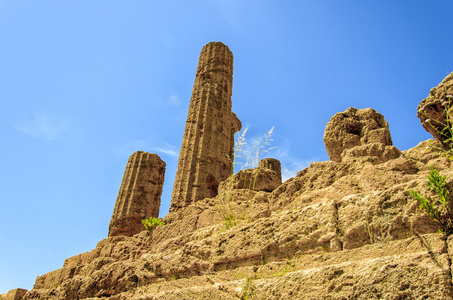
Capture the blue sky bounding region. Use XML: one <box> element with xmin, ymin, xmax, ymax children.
<box><xmin>1</xmin><ymin>0</ymin><xmax>452</xmax><ymax>293</ymax></box>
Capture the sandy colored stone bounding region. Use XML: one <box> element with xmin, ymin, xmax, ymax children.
<box><xmin>258</xmin><ymin>158</ymin><xmax>282</xmax><ymax>183</ymax></box>
<box><xmin>4</xmin><ymin>289</ymin><xmax>27</xmax><ymax>300</ymax></box>
<box><xmin>218</xmin><ymin>158</ymin><xmax>282</xmax><ymax>194</ymax></box>
<box><xmin>324</xmin><ymin>107</ymin><xmax>393</xmax><ymax>162</ymax></box>
<box><xmin>108</xmin><ymin>151</ymin><xmax>165</xmax><ymax>237</ymax></box>
<box><xmin>417</xmin><ymin>72</ymin><xmax>453</xmax><ymax>143</ymax></box>
<box><xmin>21</xmin><ymin>136</ymin><xmax>453</xmax><ymax>299</ymax></box>
<box><xmin>170</xmin><ymin>42</ymin><xmax>241</xmax><ymax>212</ymax></box>
<box><xmin>340</xmin><ymin>143</ymin><xmax>401</xmax><ymax>163</ymax></box>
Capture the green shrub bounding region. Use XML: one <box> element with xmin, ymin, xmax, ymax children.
<box><xmin>142</xmin><ymin>217</ymin><xmax>165</xmax><ymax>231</ymax></box>
<box><xmin>411</xmin><ymin>94</ymin><xmax>453</xmax><ymax>234</ymax></box>
<box><xmin>409</xmin><ymin>167</ymin><xmax>453</xmax><ymax>234</ymax></box>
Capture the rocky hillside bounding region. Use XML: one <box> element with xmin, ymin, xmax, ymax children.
<box><xmin>3</xmin><ymin>73</ymin><xmax>453</xmax><ymax>300</ymax></box>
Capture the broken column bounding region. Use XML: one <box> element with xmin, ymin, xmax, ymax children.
<box><xmin>170</xmin><ymin>41</ymin><xmax>242</xmax><ymax>211</ymax></box>
<box><xmin>259</xmin><ymin>158</ymin><xmax>282</xmax><ymax>184</ymax></box>
<box><xmin>218</xmin><ymin>158</ymin><xmax>283</xmax><ymax>194</ymax></box>
<box><xmin>108</xmin><ymin>151</ymin><xmax>166</xmax><ymax>237</ymax></box>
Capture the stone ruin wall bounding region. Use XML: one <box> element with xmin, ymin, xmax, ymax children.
<box><xmin>170</xmin><ymin>42</ymin><xmax>242</xmax><ymax>212</ymax></box>
<box><xmin>108</xmin><ymin>151</ymin><xmax>165</xmax><ymax>237</ymax></box>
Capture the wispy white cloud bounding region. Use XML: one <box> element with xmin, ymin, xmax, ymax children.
<box><xmin>113</xmin><ymin>140</ymin><xmax>179</xmax><ymax>158</ymax></box>
<box><xmin>214</xmin><ymin>0</ymin><xmax>268</xmax><ymax>29</ymax></box>
<box><xmin>168</xmin><ymin>94</ymin><xmax>181</xmax><ymax>106</ymax></box>
<box><xmin>271</xmin><ymin>141</ymin><xmax>320</xmax><ymax>182</ymax></box>
<box><xmin>152</xmin><ymin>142</ymin><xmax>179</xmax><ymax>158</ymax></box>
<box><xmin>281</xmin><ymin>160</ymin><xmax>311</xmax><ymax>182</ymax></box>
<box><xmin>151</xmin><ymin>94</ymin><xmax>182</xmax><ymax>106</ymax></box>
<box><xmin>13</xmin><ymin>113</ymin><xmax>70</xmax><ymax>141</ymax></box>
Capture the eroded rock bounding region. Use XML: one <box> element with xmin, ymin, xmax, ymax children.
<box><xmin>218</xmin><ymin>158</ymin><xmax>282</xmax><ymax>194</ymax></box>
<box><xmin>324</xmin><ymin>107</ymin><xmax>393</xmax><ymax>162</ymax></box>
<box><xmin>22</xmin><ymin>139</ymin><xmax>453</xmax><ymax>300</ymax></box>
<box><xmin>4</xmin><ymin>288</ymin><xmax>27</xmax><ymax>300</ymax></box>
<box><xmin>417</xmin><ymin>72</ymin><xmax>453</xmax><ymax>143</ymax></box>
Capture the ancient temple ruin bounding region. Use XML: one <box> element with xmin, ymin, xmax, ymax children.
<box><xmin>170</xmin><ymin>42</ymin><xmax>242</xmax><ymax>211</ymax></box>
<box><xmin>108</xmin><ymin>151</ymin><xmax>165</xmax><ymax>237</ymax></box>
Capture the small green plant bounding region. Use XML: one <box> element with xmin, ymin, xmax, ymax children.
<box><xmin>268</xmin><ymin>257</ymin><xmax>297</xmax><ymax>277</ymax></box>
<box><xmin>141</xmin><ymin>217</ymin><xmax>165</xmax><ymax>231</ymax></box>
<box><xmin>240</xmin><ymin>276</ymin><xmax>256</xmax><ymax>300</ymax></box>
<box><xmin>409</xmin><ymin>166</ymin><xmax>453</xmax><ymax>234</ymax></box>
<box><xmin>411</xmin><ymin>94</ymin><xmax>453</xmax><ymax>234</ymax></box>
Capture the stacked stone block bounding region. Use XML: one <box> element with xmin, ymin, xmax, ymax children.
<box><xmin>259</xmin><ymin>158</ymin><xmax>282</xmax><ymax>183</ymax></box>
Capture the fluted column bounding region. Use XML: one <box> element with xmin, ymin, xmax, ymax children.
<box><xmin>170</xmin><ymin>42</ymin><xmax>241</xmax><ymax>211</ymax></box>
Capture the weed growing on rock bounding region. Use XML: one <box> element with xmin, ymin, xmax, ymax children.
<box><xmin>269</xmin><ymin>257</ymin><xmax>296</xmax><ymax>277</ymax></box>
<box><xmin>411</xmin><ymin>95</ymin><xmax>453</xmax><ymax>234</ymax></box>
<box><xmin>216</xmin><ymin>127</ymin><xmax>276</xmax><ymax>229</ymax></box>
<box><xmin>409</xmin><ymin>167</ymin><xmax>453</xmax><ymax>234</ymax></box>
<box><xmin>235</xmin><ymin>126</ymin><xmax>275</xmax><ymax>172</ymax></box>
<box><xmin>141</xmin><ymin>217</ymin><xmax>165</xmax><ymax>231</ymax></box>
<box><xmin>239</xmin><ymin>276</ymin><xmax>256</xmax><ymax>300</ymax></box>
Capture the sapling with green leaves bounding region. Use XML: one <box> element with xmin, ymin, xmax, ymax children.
<box><xmin>409</xmin><ymin>167</ymin><xmax>453</xmax><ymax>234</ymax></box>
<box><xmin>409</xmin><ymin>95</ymin><xmax>453</xmax><ymax>234</ymax></box>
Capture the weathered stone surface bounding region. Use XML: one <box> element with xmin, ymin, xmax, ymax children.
<box><xmin>417</xmin><ymin>72</ymin><xmax>453</xmax><ymax>143</ymax></box>
<box><xmin>170</xmin><ymin>41</ymin><xmax>241</xmax><ymax>212</ymax></box>
<box><xmin>218</xmin><ymin>158</ymin><xmax>282</xmax><ymax>194</ymax></box>
<box><xmin>258</xmin><ymin>158</ymin><xmax>282</xmax><ymax>183</ymax></box>
<box><xmin>108</xmin><ymin>151</ymin><xmax>165</xmax><ymax>237</ymax></box>
<box><xmin>340</xmin><ymin>143</ymin><xmax>401</xmax><ymax>164</ymax></box>
<box><xmin>4</xmin><ymin>289</ymin><xmax>27</xmax><ymax>300</ymax></box>
<box><xmin>21</xmin><ymin>137</ymin><xmax>453</xmax><ymax>299</ymax></box>
<box><xmin>324</xmin><ymin>107</ymin><xmax>393</xmax><ymax>162</ymax></box>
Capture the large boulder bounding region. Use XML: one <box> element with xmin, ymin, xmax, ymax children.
<box><xmin>324</xmin><ymin>107</ymin><xmax>393</xmax><ymax>162</ymax></box>
<box><xmin>417</xmin><ymin>72</ymin><xmax>453</xmax><ymax>144</ymax></box>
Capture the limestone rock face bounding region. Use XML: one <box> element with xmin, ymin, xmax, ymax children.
<box><xmin>3</xmin><ymin>289</ymin><xmax>27</xmax><ymax>300</ymax></box>
<box><xmin>417</xmin><ymin>72</ymin><xmax>453</xmax><ymax>143</ymax></box>
<box><xmin>22</xmin><ymin>138</ymin><xmax>453</xmax><ymax>300</ymax></box>
<box><xmin>170</xmin><ymin>41</ymin><xmax>241</xmax><ymax>212</ymax></box>
<box><xmin>324</xmin><ymin>107</ymin><xmax>393</xmax><ymax>162</ymax></box>
<box><xmin>218</xmin><ymin>158</ymin><xmax>282</xmax><ymax>194</ymax></box>
<box><xmin>340</xmin><ymin>143</ymin><xmax>401</xmax><ymax>164</ymax></box>
<box><xmin>108</xmin><ymin>151</ymin><xmax>165</xmax><ymax>237</ymax></box>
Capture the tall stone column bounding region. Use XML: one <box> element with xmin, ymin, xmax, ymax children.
<box><xmin>108</xmin><ymin>151</ymin><xmax>166</xmax><ymax>237</ymax></box>
<box><xmin>170</xmin><ymin>42</ymin><xmax>241</xmax><ymax>211</ymax></box>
